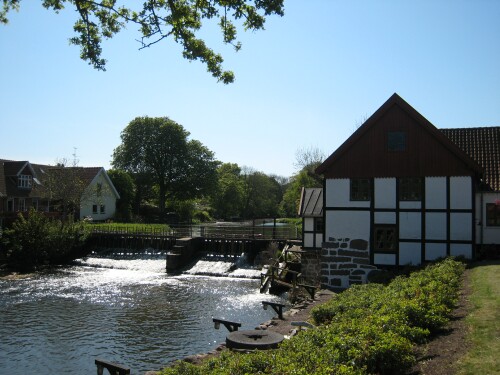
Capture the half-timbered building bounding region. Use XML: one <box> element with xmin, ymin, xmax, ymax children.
<box><xmin>316</xmin><ymin>94</ymin><xmax>498</xmax><ymax>289</ymax></box>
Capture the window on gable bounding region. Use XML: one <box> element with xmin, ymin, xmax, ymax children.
<box><xmin>92</xmin><ymin>205</ymin><xmax>98</xmax><ymax>214</ymax></box>
<box><xmin>350</xmin><ymin>179</ymin><xmax>371</xmax><ymax>201</ymax></box>
<box><xmin>374</xmin><ymin>225</ymin><xmax>397</xmax><ymax>251</ymax></box>
<box><xmin>399</xmin><ymin>177</ymin><xmax>422</xmax><ymax>201</ymax></box>
<box><xmin>388</xmin><ymin>131</ymin><xmax>407</xmax><ymax>152</ymax></box>
<box><xmin>18</xmin><ymin>175</ymin><xmax>33</xmax><ymax>189</ymax></box>
<box><xmin>486</xmin><ymin>203</ymin><xmax>500</xmax><ymax>226</ymax></box>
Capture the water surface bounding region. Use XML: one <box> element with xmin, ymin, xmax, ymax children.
<box><xmin>0</xmin><ymin>256</ymin><xmax>284</xmax><ymax>374</ymax></box>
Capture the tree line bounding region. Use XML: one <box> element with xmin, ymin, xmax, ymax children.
<box><xmin>109</xmin><ymin>116</ymin><xmax>324</xmax><ymax>223</ymax></box>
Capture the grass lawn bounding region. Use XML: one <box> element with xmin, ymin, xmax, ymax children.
<box><xmin>458</xmin><ymin>261</ymin><xmax>500</xmax><ymax>374</ymax></box>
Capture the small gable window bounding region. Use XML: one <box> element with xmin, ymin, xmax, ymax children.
<box><xmin>92</xmin><ymin>205</ymin><xmax>98</xmax><ymax>214</ymax></box>
<box><xmin>388</xmin><ymin>131</ymin><xmax>407</xmax><ymax>152</ymax></box>
<box><xmin>399</xmin><ymin>177</ymin><xmax>422</xmax><ymax>201</ymax></box>
<box><xmin>350</xmin><ymin>178</ymin><xmax>371</xmax><ymax>201</ymax></box>
<box><xmin>18</xmin><ymin>175</ymin><xmax>33</xmax><ymax>189</ymax></box>
<box><xmin>486</xmin><ymin>203</ymin><xmax>500</xmax><ymax>226</ymax></box>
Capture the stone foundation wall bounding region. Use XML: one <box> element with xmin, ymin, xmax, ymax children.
<box><xmin>321</xmin><ymin>238</ymin><xmax>377</xmax><ymax>289</ymax></box>
<box><xmin>300</xmin><ymin>249</ymin><xmax>321</xmax><ymax>285</ymax></box>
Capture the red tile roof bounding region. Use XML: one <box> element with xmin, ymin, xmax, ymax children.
<box><xmin>440</xmin><ymin>127</ymin><xmax>500</xmax><ymax>192</ymax></box>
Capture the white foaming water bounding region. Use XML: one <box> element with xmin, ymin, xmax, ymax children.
<box><xmin>183</xmin><ymin>254</ymin><xmax>262</xmax><ymax>278</ymax></box>
<box><xmin>77</xmin><ymin>257</ymin><xmax>166</xmax><ymax>274</ymax></box>
<box><xmin>0</xmin><ymin>255</ymin><xmax>286</xmax><ymax>375</ymax></box>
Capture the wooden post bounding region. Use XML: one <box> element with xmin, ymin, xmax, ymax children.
<box><xmin>262</xmin><ymin>301</ymin><xmax>287</xmax><ymax>319</ymax></box>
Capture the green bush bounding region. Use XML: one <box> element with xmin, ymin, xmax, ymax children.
<box><xmin>1</xmin><ymin>209</ymin><xmax>89</xmax><ymax>271</ymax></box>
<box><xmin>160</xmin><ymin>258</ymin><xmax>465</xmax><ymax>375</ymax></box>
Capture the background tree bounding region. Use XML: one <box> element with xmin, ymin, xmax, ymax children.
<box><xmin>280</xmin><ymin>147</ymin><xmax>325</xmax><ymax>217</ymax></box>
<box><xmin>107</xmin><ymin>169</ymin><xmax>135</xmax><ymax>221</ymax></box>
<box><xmin>241</xmin><ymin>168</ymin><xmax>282</xmax><ymax>218</ymax></box>
<box><xmin>211</xmin><ymin>163</ymin><xmax>245</xmax><ymax>220</ymax></box>
<box><xmin>0</xmin><ymin>0</ymin><xmax>284</xmax><ymax>83</ymax></box>
<box><xmin>42</xmin><ymin>158</ymin><xmax>87</xmax><ymax>220</ymax></box>
<box><xmin>112</xmin><ymin>116</ymin><xmax>219</xmax><ymax>220</ymax></box>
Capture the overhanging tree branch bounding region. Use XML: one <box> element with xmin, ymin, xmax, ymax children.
<box><xmin>1</xmin><ymin>0</ymin><xmax>284</xmax><ymax>83</ymax></box>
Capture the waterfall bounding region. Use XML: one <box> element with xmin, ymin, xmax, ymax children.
<box><xmin>183</xmin><ymin>253</ymin><xmax>262</xmax><ymax>278</ymax></box>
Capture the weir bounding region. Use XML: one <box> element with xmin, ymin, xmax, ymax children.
<box><xmin>86</xmin><ymin>222</ymin><xmax>299</xmax><ymax>275</ymax></box>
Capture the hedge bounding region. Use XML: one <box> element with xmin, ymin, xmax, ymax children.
<box><xmin>160</xmin><ymin>258</ymin><xmax>465</xmax><ymax>375</ymax></box>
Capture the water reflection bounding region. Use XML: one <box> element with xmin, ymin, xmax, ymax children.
<box><xmin>0</xmin><ymin>257</ymin><xmax>284</xmax><ymax>374</ymax></box>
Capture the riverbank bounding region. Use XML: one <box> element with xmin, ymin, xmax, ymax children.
<box><xmin>146</xmin><ymin>289</ymin><xmax>336</xmax><ymax>373</ymax></box>
<box><xmin>155</xmin><ymin>259</ymin><xmax>489</xmax><ymax>375</ymax></box>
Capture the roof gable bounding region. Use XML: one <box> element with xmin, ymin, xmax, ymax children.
<box><xmin>316</xmin><ymin>93</ymin><xmax>482</xmax><ymax>179</ymax></box>
<box><xmin>0</xmin><ymin>159</ymin><xmax>120</xmax><ymax>200</ymax></box>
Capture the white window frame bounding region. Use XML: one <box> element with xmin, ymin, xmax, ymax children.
<box><xmin>18</xmin><ymin>175</ymin><xmax>33</xmax><ymax>189</ymax></box>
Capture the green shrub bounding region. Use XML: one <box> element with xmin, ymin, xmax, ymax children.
<box><xmin>2</xmin><ymin>209</ymin><xmax>89</xmax><ymax>271</ymax></box>
<box><xmin>160</xmin><ymin>258</ymin><xmax>465</xmax><ymax>375</ymax></box>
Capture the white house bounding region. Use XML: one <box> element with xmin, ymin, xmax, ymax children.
<box><xmin>77</xmin><ymin>167</ymin><xmax>121</xmax><ymax>221</ymax></box>
<box><xmin>0</xmin><ymin>160</ymin><xmax>120</xmax><ymax>222</ymax></box>
<box><xmin>314</xmin><ymin>94</ymin><xmax>499</xmax><ymax>289</ymax></box>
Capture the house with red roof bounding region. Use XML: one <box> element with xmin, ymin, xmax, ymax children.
<box><xmin>0</xmin><ymin>159</ymin><xmax>120</xmax><ymax>224</ymax></box>
<box><xmin>314</xmin><ymin>94</ymin><xmax>499</xmax><ymax>289</ymax></box>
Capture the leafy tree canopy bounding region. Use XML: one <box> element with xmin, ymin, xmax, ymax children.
<box><xmin>241</xmin><ymin>168</ymin><xmax>282</xmax><ymax>218</ymax></box>
<box><xmin>107</xmin><ymin>169</ymin><xmax>136</xmax><ymax>221</ymax></box>
<box><xmin>0</xmin><ymin>0</ymin><xmax>284</xmax><ymax>83</ymax></box>
<box><xmin>112</xmin><ymin>116</ymin><xmax>219</xmax><ymax>216</ymax></box>
<box><xmin>211</xmin><ymin>162</ymin><xmax>245</xmax><ymax>219</ymax></box>
<box><xmin>280</xmin><ymin>147</ymin><xmax>325</xmax><ymax>216</ymax></box>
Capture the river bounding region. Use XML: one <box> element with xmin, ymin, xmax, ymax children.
<box><xmin>0</xmin><ymin>255</ymin><xmax>285</xmax><ymax>374</ymax></box>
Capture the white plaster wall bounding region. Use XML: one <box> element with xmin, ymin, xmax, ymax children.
<box><xmin>400</xmin><ymin>201</ymin><xmax>421</xmax><ymax>210</ymax></box>
<box><xmin>304</xmin><ymin>233</ymin><xmax>314</xmax><ymax>248</ymax></box>
<box><xmin>80</xmin><ymin>174</ymin><xmax>117</xmax><ymax>221</ymax></box>
<box><xmin>325</xmin><ymin>210</ymin><xmax>370</xmax><ymax>242</ymax></box>
<box><xmin>315</xmin><ymin>233</ymin><xmax>323</xmax><ymax>247</ymax></box>
<box><xmin>304</xmin><ymin>217</ymin><xmax>314</xmax><ymax>231</ymax></box>
<box><xmin>399</xmin><ymin>212</ymin><xmax>421</xmax><ymax>239</ymax></box>
<box><xmin>426</xmin><ymin>212</ymin><xmax>447</xmax><ymax>240</ymax></box>
<box><xmin>426</xmin><ymin>177</ymin><xmax>447</xmax><ymax>209</ymax></box>
<box><xmin>450</xmin><ymin>243</ymin><xmax>472</xmax><ymax>258</ymax></box>
<box><xmin>325</xmin><ymin>179</ymin><xmax>370</xmax><ymax>208</ymax></box>
<box><xmin>450</xmin><ymin>176</ymin><xmax>472</xmax><ymax>210</ymax></box>
<box><xmin>374</xmin><ymin>253</ymin><xmax>396</xmax><ymax>265</ymax></box>
<box><xmin>450</xmin><ymin>213</ymin><xmax>472</xmax><ymax>241</ymax></box>
<box><xmin>425</xmin><ymin>243</ymin><xmax>447</xmax><ymax>261</ymax></box>
<box><xmin>399</xmin><ymin>242</ymin><xmax>422</xmax><ymax>265</ymax></box>
<box><xmin>80</xmin><ymin>193</ymin><xmax>116</xmax><ymax>220</ymax></box>
<box><xmin>374</xmin><ymin>178</ymin><xmax>396</xmax><ymax>209</ymax></box>
<box><xmin>476</xmin><ymin>192</ymin><xmax>500</xmax><ymax>245</ymax></box>
<box><xmin>374</xmin><ymin>212</ymin><xmax>396</xmax><ymax>224</ymax></box>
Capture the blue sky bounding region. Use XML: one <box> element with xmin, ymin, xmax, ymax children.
<box><xmin>1</xmin><ymin>1</ymin><xmax>499</xmax><ymax>178</ymax></box>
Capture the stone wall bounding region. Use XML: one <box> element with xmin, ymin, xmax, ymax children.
<box><xmin>300</xmin><ymin>249</ymin><xmax>321</xmax><ymax>285</ymax></box>
<box><xmin>321</xmin><ymin>238</ymin><xmax>378</xmax><ymax>289</ymax></box>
